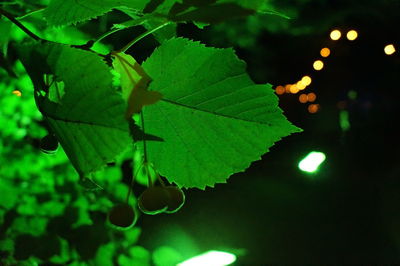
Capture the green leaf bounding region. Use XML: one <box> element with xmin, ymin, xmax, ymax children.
<box><xmin>141</xmin><ymin>38</ymin><xmax>301</xmax><ymax>189</ymax></box>
<box><xmin>18</xmin><ymin>43</ymin><xmax>131</xmax><ymax>176</ymax></box>
<box><xmin>43</xmin><ymin>0</ymin><xmax>148</xmax><ymax>26</ymax></box>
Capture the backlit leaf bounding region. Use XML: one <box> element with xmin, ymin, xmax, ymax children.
<box><xmin>112</xmin><ymin>52</ymin><xmax>162</xmax><ymax>119</ymax></box>
<box><xmin>141</xmin><ymin>38</ymin><xmax>301</xmax><ymax>189</ymax></box>
<box><xmin>18</xmin><ymin>43</ymin><xmax>131</xmax><ymax>176</ymax></box>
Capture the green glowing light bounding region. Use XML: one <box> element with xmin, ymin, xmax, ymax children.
<box><xmin>339</xmin><ymin>110</ymin><xmax>350</xmax><ymax>132</ymax></box>
<box><xmin>347</xmin><ymin>90</ymin><xmax>357</xmax><ymax>100</ymax></box>
<box><xmin>178</xmin><ymin>250</ymin><xmax>236</xmax><ymax>266</ymax></box>
<box><xmin>298</xmin><ymin>151</ymin><xmax>326</xmax><ymax>173</ymax></box>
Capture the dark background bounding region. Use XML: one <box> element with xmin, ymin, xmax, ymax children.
<box><xmin>129</xmin><ymin>0</ymin><xmax>400</xmax><ymax>264</ymax></box>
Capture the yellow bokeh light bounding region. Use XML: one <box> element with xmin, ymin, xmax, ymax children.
<box><xmin>296</xmin><ymin>81</ymin><xmax>306</xmax><ymax>90</ymax></box>
<box><xmin>313</xmin><ymin>60</ymin><xmax>324</xmax><ymax>71</ymax></box>
<box><xmin>12</xmin><ymin>90</ymin><xmax>22</xmax><ymax>97</ymax></box>
<box><xmin>330</xmin><ymin>30</ymin><xmax>341</xmax><ymax>40</ymax></box>
<box><xmin>384</xmin><ymin>44</ymin><xmax>396</xmax><ymax>55</ymax></box>
<box><xmin>308</xmin><ymin>104</ymin><xmax>320</xmax><ymax>114</ymax></box>
<box><xmin>299</xmin><ymin>94</ymin><xmax>308</xmax><ymax>103</ymax></box>
<box><xmin>346</xmin><ymin>30</ymin><xmax>358</xmax><ymax>41</ymax></box>
<box><xmin>307</xmin><ymin>92</ymin><xmax>317</xmax><ymax>102</ymax></box>
<box><xmin>275</xmin><ymin>85</ymin><xmax>285</xmax><ymax>95</ymax></box>
<box><xmin>290</xmin><ymin>84</ymin><xmax>300</xmax><ymax>94</ymax></box>
<box><xmin>301</xmin><ymin>76</ymin><xmax>312</xmax><ymax>86</ymax></box>
<box><xmin>320</xmin><ymin>47</ymin><xmax>331</xmax><ymax>57</ymax></box>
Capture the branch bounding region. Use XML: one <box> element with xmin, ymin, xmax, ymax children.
<box><xmin>0</xmin><ymin>7</ymin><xmax>41</xmax><ymax>41</ymax></box>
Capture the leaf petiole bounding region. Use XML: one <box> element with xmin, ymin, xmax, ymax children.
<box><xmin>117</xmin><ymin>21</ymin><xmax>172</xmax><ymax>53</ymax></box>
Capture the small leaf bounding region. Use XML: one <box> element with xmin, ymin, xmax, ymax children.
<box><xmin>112</xmin><ymin>52</ymin><xmax>162</xmax><ymax>119</ymax></box>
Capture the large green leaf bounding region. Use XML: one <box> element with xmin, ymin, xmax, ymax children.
<box><xmin>141</xmin><ymin>38</ymin><xmax>301</xmax><ymax>189</ymax></box>
<box><xmin>43</xmin><ymin>0</ymin><xmax>148</xmax><ymax>26</ymax></box>
<box><xmin>18</xmin><ymin>43</ymin><xmax>131</xmax><ymax>176</ymax></box>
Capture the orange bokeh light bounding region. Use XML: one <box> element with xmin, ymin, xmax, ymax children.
<box><xmin>290</xmin><ymin>84</ymin><xmax>300</xmax><ymax>94</ymax></box>
<box><xmin>307</xmin><ymin>92</ymin><xmax>317</xmax><ymax>102</ymax></box>
<box><xmin>285</xmin><ymin>84</ymin><xmax>292</xmax><ymax>93</ymax></box>
<box><xmin>320</xmin><ymin>47</ymin><xmax>331</xmax><ymax>57</ymax></box>
<box><xmin>299</xmin><ymin>94</ymin><xmax>308</xmax><ymax>103</ymax></box>
<box><xmin>308</xmin><ymin>104</ymin><xmax>320</xmax><ymax>113</ymax></box>
<box><xmin>275</xmin><ymin>85</ymin><xmax>285</xmax><ymax>95</ymax></box>
<box><xmin>12</xmin><ymin>90</ymin><xmax>22</xmax><ymax>97</ymax></box>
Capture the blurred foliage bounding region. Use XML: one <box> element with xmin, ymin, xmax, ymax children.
<box><xmin>0</xmin><ymin>4</ymin><xmax>149</xmax><ymax>264</ymax></box>
<box><xmin>0</xmin><ymin>59</ymin><xmax>150</xmax><ymax>264</ymax></box>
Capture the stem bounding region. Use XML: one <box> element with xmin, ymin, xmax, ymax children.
<box><xmin>117</xmin><ymin>21</ymin><xmax>171</xmax><ymax>53</ymax></box>
<box><xmin>17</xmin><ymin>7</ymin><xmax>45</xmax><ymax>20</ymax></box>
<box><xmin>125</xmin><ymin>160</ymin><xmax>144</xmax><ymax>204</ymax></box>
<box><xmin>144</xmin><ymin>163</ymin><xmax>153</xmax><ymax>187</ymax></box>
<box><xmin>0</xmin><ymin>8</ymin><xmax>41</xmax><ymax>41</ymax></box>
<box><xmin>93</xmin><ymin>28</ymin><xmax>122</xmax><ymax>45</ymax></box>
<box><xmin>140</xmin><ymin>111</ymin><xmax>148</xmax><ymax>163</ymax></box>
<box><xmin>139</xmin><ymin>111</ymin><xmax>153</xmax><ymax>188</ymax></box>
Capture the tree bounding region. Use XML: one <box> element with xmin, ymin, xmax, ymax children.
<box><xmin>0</xmin><ymin>1</ymin><xmax>300</xmax><ymax>264</ymax></box>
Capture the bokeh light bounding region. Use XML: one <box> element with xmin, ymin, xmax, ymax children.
<box><xmin>296</xmin><ymin>81</ymin><xmax>306</xmax><ymax>90</ymax></box>
<box><xmin>275</xmin><ymin>85</ymin><xmax>285</xmax><ymax>95</ymax></box>
<box><xmin>307</xmin><ymin>92</ymin><xmax>317</xmax><ymax>102</ymax></box>
<box><xmin>12</xmin><ymin>90</ymin><xmax>22</xmax><ymax>97</ymax></box>
<box><xmin>346</xmin><ymin>30</ymin><xmax>358</xmax><ymax>41</ymax></box>
<box><xmin>285</xmin><ymin>84</ymin><xmax>292</xmax><ymax>93</ymax></box>
<box><xmin>178</xmin><ymin>251</ymin><xmax>237</xmax><ymax>266</ymax></box>
<box><xmin>339</xmin><ymin>110</ymin><xmax>351</xmax><ymax>132</ymax></box>
<box><xmin>330</xmin><ymin>29</ymin><xmax>341</xmax><ymax>40</ymax></box>
<box><xmin>299</xmin><ymin>94</ymin><xmax>308</xmax><ymax>103</ymax></box>
<box><xmin>298</xmin><ymin>151</ymin><xmax>326</xmax><ymax>173</ymax></box>
<box><xmin>320</xmin><ymin>47</ymin><xmax>331</xmax><ymax>57</ymax></box>
<box><xmin>308</xmin><ymin>104</ymin><xmax>320</xmax><ymax>113</ymax></box>
<box><xmin>301</xmin><ymin>76</ymin><xmax>312</xmax><ymax>86</ymax></box>
<box><xmin>384</xmin><ymin>44</ymin><xmax>396</xmax><ymax>55</ymax></box>
<box><xmin>313</xmin><ymin>60</ymin><xmax>324</xmax><ymax>71</ymax></box>
<box><xmin>289</xmin><ymin>84</ymin><xmax>300</xmax><ymax>94</ymax></box>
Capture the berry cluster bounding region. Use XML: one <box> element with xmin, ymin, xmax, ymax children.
<box><xmin>138</xmin><ymin>185</ymin><xmax>185</xmax><ymax>215</ymax></box>
<box><xmin>39</xmin><ymin>132</ymin><xmax>185</xmax><ymax>230</ymax></box>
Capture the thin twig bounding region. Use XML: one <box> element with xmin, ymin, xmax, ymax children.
<box><xmin>0</xmin><ymin>7</ymin><xmax>41</xmax><ymax>41</ymax></box>
<box><xmin>140</xmin><ymin>111</ymin><xmax>148</xmax><ymax>163</ymax></box>
<box><xmin>116</xmin><ymin>21</ymin><xmax>171</xmax><ymax>53</ymax></box>
<box><xmin>126</xmin><ymin>159</ymin><xmax>144</xmax><ymax>204</ymax></box>
<box><xmin>93</xmin><ymin>28</ymin><xmax>122</xmax><ymax>45</ymax></box>
<box><xmin>17</xmin><ymin>7</ymin><xmax>45</xmax><ymax>20</ymax></box>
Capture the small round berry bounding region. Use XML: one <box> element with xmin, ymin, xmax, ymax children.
<box><xmin>40</xmin><ymin>134</ymin><xmax>58</xmax><ymax>154</ymax></box>
<box><xmin>108</xmin><ymin>203</ymin><xmax>136</xmax><ymax>228</ymax></box>
<box><xmin>138</xmin><ymin>186</ymin><xmax>169</xmax><ymax>215</ymax></box>
<box><xmin>164</xmin><ymin>186</ymin><xmax>185</xmax><ymax>214</ymax></box>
